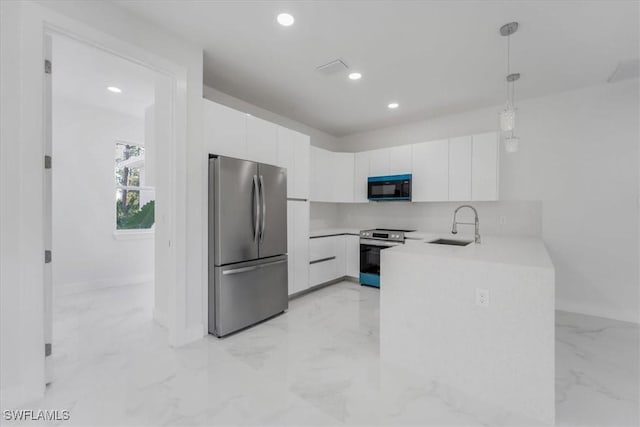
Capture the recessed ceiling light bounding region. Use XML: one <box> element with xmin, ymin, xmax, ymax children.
<box><xmin>277</xmin><ymin>13</ymin><xmax>295</xmax><ymax>27</ymax></box>
<box><xmin>348</xmin><ymin>72</ymin><xmax>362</xmax><ymax>80</ymax></box>
<box><xmin>107</xmin><ymin>86</ymin><xmax>122</xmax><ymax>93</ymax></box>
<box><xmin>388</xmin><ymin>102</ymin><xmax>399</xmax><ymax>109</ymax></box>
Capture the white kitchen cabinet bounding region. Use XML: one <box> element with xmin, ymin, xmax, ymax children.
<box><xmin>471</xmin><ymin>132</ymin><xmax>499</xmax><ymax>201</ymax></box>
<box><xmin>368</xmin><ymin>146</ymin><xmax>411</xmax><ymax>177</ymax></box>
<box><xmin>412</xmin><ymin>139</ymin><xmax>449</xmax><ymax>202</ymax></box>
<box><xmin>333</xmin><ymin>152</ymin><xmax>355</xmax><ymax>202</ymax></box>
<box><xmin>308</xmin><ymin>234</ymin><xmax>352</xmax><ymax>287</ymax></box>
<box><xmin>448</xmin><ymin>136</ymin><xmax>472</xmax><ymax>201</ymax></box>
<box><xmin>345</xmin><ymin>234</ymin><xmax>360</xmax><ymax>278</ymax></box>
<box><xmin>287</xmin><ymin>201</ymin><xmax>309</xmax><ymax>295</ymax></box>
<box><xmin>334</xmin><ymin>235</ymin><xmax>347</xmax><ymax>277</ymax></box>
<box><xmin>277</xmin><ymin>126</ymin><xmax>310</xmax><ymax>200</ymax></box>
<box><xmin>368</xmin><ymin>148</ymin><xmax>390</xmax><ymax>177</ymax></box>
<box><xmin>310</xmin><ymin>146</ymin><xmax>333</xmax><ymax>202</ymax></box>
<box><xmin>388</xmin><ymin>145</ymin><xmax>413</xmax><ymax>175</ymax></box>
<box><xmin>354</xmin><ymin>151</ymin><xmax>370</xmax><ymax>202</ymax></box>
<box><xmin>202</xmin><ymin>99</ymin><xmax>247</xmax><ymax>158</ymax></box>
<box><xmin>246</xmin><ymin>115</ymin><xmax>278</xmax><ymax>165</ymax></box>
<box><xmin>310</xmin><ymin>147</ymin><xmax>354</xmax><ymax>203</ymax></box>
<box><xmin>293</xmin><ymin>133</ymin><xmax>310</xmax><ymax>199</ymax></box>
<box><xmin>309</xmin><ymin>236</ymin><xmax>338</xmax><ymax>287</ymax></box>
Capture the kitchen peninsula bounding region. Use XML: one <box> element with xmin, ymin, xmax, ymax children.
<box><xmin>380</xmin><ymin>234</ymin><xmax>555</xmax><ymax>424</ymax></box>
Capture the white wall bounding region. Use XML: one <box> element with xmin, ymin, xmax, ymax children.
<box><xmin>203</xmin><ymin>85</ymin><xmax>339</xmax><ymax>151</ymax></box>
<box><xmin>338</xmin><ymin>80</ymin><xmax>640</xmax><ymax>323</ymax></box>
<box><xmin>52</xmin><ymin>98</ymin><xmax>154</xmax><ymax>293</ymax></box>
<box><xmin>335</xmin><ymin>201</ymin><xmax>542</xmax><ymax>237</ymax></box>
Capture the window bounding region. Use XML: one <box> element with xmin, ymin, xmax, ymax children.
<box><xmin>115</xmin><ymin>140</ymin><xmax>155</xmax><ymax>230</ymax></box>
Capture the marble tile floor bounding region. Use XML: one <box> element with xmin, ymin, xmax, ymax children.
<box><xmin>4</xmin><ymin>281</ymin><xmax>638</xmax><ymax>426</ymax></box>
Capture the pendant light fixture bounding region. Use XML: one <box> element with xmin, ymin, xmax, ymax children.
<box><xmin>499</xmin><ymin>22</ymin><xmax>521</xmax><ymax>153</ymax></box>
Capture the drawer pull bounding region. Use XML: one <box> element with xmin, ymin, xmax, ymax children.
<box><xmin>309</xmin><ymin>256</ymin><xmax>336</xmax><ymax>265</ymax></box>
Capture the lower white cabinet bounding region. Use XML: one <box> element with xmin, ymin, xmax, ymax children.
<box><xmin>287</xmin><ymin>201</ymin><xmax>309</xmax><ymax>295</ymax></box>
<box><xmin>309</xmin><ymin>236</ymin><xmax>339</xmax><ymax>287</ymax></box>
<box><xmin>345</xmin><ymin>235</ymin><xmax>360</xmax><ymax>278</ymax></box>
<box><xmin>308</xmin><ymin>234</ymin><xmax>360</xmax><ymax>287</ymax></box>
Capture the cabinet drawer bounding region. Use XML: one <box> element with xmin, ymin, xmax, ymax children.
<box><xmin>309</xmin><ymin>236</ymin><xmax>336</xmax><ymax>262</ymax></box>
<box><xmin>309</xmin><ymin>257</ymin><xmax>337</xmax><ymax>287</ymax></box>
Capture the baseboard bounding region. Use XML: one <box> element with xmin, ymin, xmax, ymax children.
<box><xmin>56</xmin><ymin>275</ymin><xmax>153</xmax><ymax>296</ymax></box>
<box><xmin>0</xmin><ymin>382</ymin><xmax>44</xmax><ymax>410</ymax></box>
<box><xmin>172</xmin><ymin>322</ymin><xmax>205</xmax><ymax>347</ymax></box>
<box><xmin>289</xmin><ymin>276</ymin><xmax>359</xmax><ymax>300</ymax></box>
<box><xmin>152</xmin><ymin>307</ymin><xmax>166</xmax><ymax>327</ymax></box>
<box><xmin>556</xmin><ymin>299</ymin><xmax>639</xmax><ymax>324</ymax></box>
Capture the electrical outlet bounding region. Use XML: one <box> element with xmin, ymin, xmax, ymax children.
<box><xmin>498</xmin><ymin>215</ymin><xmax>507</xmax><ymax>225</ymax></box>
<box><xmin>476</xmin><ymin>288</ymin><xmax>489</xmax><ymax>307</ymax></box>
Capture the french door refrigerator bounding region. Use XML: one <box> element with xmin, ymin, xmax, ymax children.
<box><xmin>208</xmin><ymin>155</ymin><xmax>288</xmax><ymax>337</ymax></box>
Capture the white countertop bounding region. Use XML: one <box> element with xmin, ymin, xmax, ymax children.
<box><xmin>309</xmin><ymin>228</ymin><xmax>361</xmax><ymax>238</ymax></box>
<box><xmin>388</xmin><ymin>232</ymin><xmax>554</xmax><ymax>270</ymax></box>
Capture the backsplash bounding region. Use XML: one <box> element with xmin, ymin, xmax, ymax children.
<box><xmin>311</xmin><ymin>201</ymin><xmax>542</xmax><ymax>237</ymax></box>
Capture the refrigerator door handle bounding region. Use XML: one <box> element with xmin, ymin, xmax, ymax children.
<box><xmin>259</xmin><ymin>174</ymin><xmax>266</xmax><ymax>242</ymax></box>
<box><xmin>252</xmin><ymin>175</ymin><xmax>260</xmax><ymax>241</ymax></box>
<box><xmin>221</xmin><ymin>258</ymin><xmax>286</xmax><ymax>276</ymax></box>
<box><xmin>222</xmin><ymin>265</ymin><xmax>260</xmax><ymax>276</ymax></box>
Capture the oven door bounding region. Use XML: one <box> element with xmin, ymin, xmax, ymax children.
<box><xmin>359</xmin><ymin>239</ymin><xmax>401</xmax><ymax>287</ymax></box>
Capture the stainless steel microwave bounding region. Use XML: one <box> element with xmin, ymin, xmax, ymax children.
<box><xmin>367</xmin><ymin>174</ymin><xmax>412</xmax><ymax>201</ymax></box>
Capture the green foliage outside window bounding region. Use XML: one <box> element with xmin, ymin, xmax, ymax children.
<box><xmin>115</xmin><ymin>142</ymin><xmax>154</xmax><ymax>230</ymax></box>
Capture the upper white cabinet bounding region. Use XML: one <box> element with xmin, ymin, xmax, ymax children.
<box><xmin>369</xmin><ymin>148</ymin><xmax>389</xmax><ymax>177</ymax></box>
<box><xmin>310</xmin><ymin>147</ymin><xmax>355</xmax><ymax>203</ymax></box>
<box><xmin>203</xmin><ymin>99</ymin><xmax>247</xmax><ymax>159</ymax></box>
<box><xmin>246</xmin><ymin>115</ymin><xmax>278</xmax><ymax>165</ymax></box>
<box><xmin>368</xmin><ymin>146</ymin><xmax>412</xmax><ymax>177</ymax></box>
<box><xmin>412</xmin><ymin>139</ymin><xmax>449</xmax><ymax>202</ymax></box>
<box><xmin>388</xmin><ymin>145</ymin><xmax>413</xmax><ymax>175</ymax></box>
<box><xmin>334</xmin><ymin>153</ymin><xmax>355</xmax><ymax>202</ymax></box>
<box><xmin>203</xmin><ymin>98</ymin><xmax>310</xmax><ymax>199</ymax></box>
<box><xmin>310</xmin><ymin>146</ymin><xmax>333</xmax><ymax>202</ymax></box>
<box><xmin>448</xmin><ymin>136</ymin><xmax>472</xmax><ymax>201</ymax></box>
<box><xmin>353</xmin><ymin>152</ymin><xmax>370</xmax><ymax>202</ymax></box>
<box><xmin>277</xmin><ymin>126</ymin><xmax>310</xmax><ymax>199</ymax></box>
<box><xmin>471</xmin><ymin>132</ymin><xmax>499</xmax><ymax>201</ymax></box>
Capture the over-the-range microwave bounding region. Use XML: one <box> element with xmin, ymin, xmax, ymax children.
<box><xmin>367</xmin><ymin>174</ymin><xmax>412</xmax><ymax>201</ymax></box>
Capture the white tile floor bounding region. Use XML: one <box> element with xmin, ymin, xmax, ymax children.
<box><xmin>9</xmin><ymin>281</ymin><xmax>639</xmax><ymax>426</ymax></box>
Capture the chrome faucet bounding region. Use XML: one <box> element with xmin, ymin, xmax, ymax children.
<box><xmin>451</xmin><ymin>205</ymin><xmax>481</xmax><ymax>244</ymax></box>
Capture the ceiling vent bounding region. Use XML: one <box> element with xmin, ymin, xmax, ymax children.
<box><xmin>607</xmin><ymin>59</ymin><xmax>640</xmax><ymax>83</ymax></box>
<box><xmin>316</xmin><ymin>59</ymin><xmax>348</xmax><ymax>75</ymax></box>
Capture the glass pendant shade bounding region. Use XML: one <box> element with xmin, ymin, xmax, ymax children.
<box><xmin>504</xmin><ymin>135</ymin><xmax>520</xmax><ymax>153</ymax></box>
<box><xmin>499</xmin><ymin>101</ymin><xmax>516</xmax><ymax>132</ymax></box>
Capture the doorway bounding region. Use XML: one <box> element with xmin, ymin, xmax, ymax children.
<box><xmin>43</xmin><ymin>31</ymin><xmax>176</xmax><ymax>385</ymax></box>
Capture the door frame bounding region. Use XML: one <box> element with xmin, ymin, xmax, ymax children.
<box><xmin>1</xmin><ymin>0</ymin><xmax>191</xmax><ymax>406</ymax></box>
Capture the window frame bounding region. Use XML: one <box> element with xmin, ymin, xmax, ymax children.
<box><xmin>113</xmin><ymin>138</ymin><xmax>155</xmax><ymax>237</ymax></box>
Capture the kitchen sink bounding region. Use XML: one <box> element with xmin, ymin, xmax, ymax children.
<box><xmin>428</xmin><ymin>238</ymin><xmax>473</xmax><ymax>247</ymax></box>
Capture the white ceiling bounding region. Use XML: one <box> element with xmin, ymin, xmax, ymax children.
<box><xmin>115</xmin><ymin>1</ymin><xmax>639</xmax><ymax>136</ymax></box>
<box><xmin>52</xmin><ymin>34</ymin><xmax>155</xmax><ymax>118</ymax></box>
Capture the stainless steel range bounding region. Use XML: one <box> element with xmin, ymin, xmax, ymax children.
<box><xmin>359</xmin><ymin>228</ymin><xmax>414</xmax><ymax>288</ymax></box>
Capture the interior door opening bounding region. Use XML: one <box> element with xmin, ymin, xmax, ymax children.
<box><xmin>44</xmin><ymin>32</ymin><xmax>172</xmax><ymax>387</ymax></box>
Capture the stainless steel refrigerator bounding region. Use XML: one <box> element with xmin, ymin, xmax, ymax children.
<box><xmin>208</xmin><ymin>155</ymin><xmax>288</xmax><ymax>337</ymax></box>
